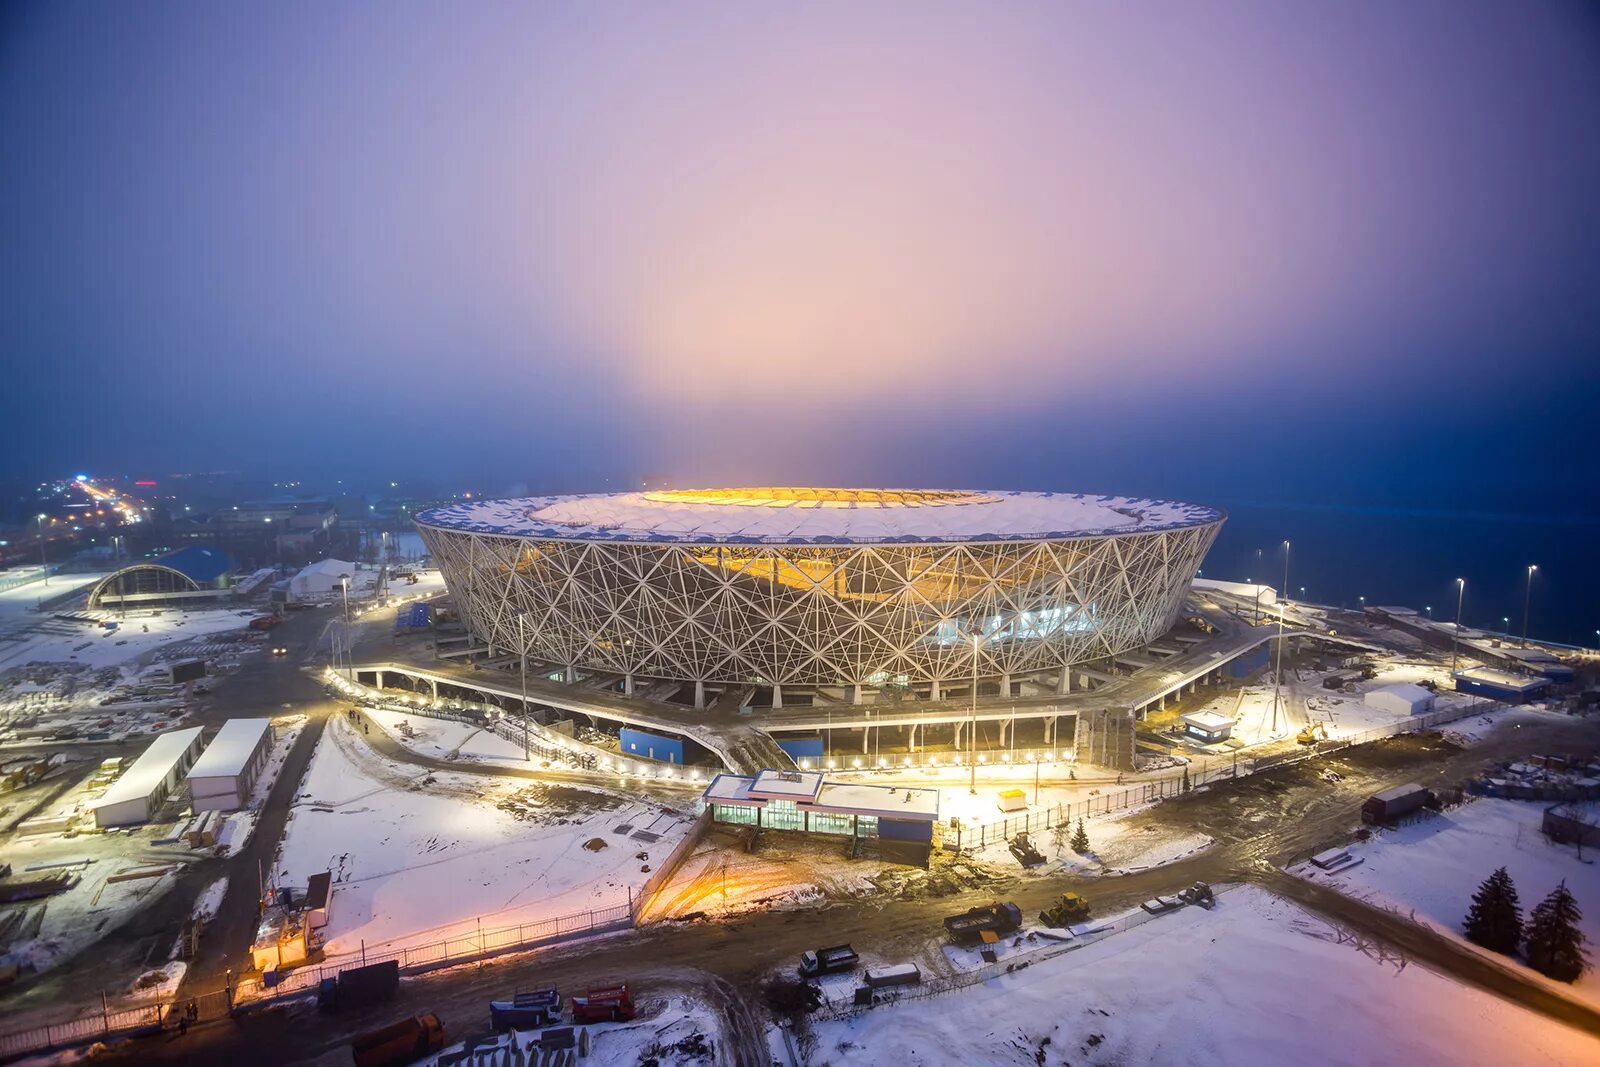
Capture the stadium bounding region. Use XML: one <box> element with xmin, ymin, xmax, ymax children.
<box><xmin>415</xmin><ymin>489</ymin><xmax>1224</xmax><ymax>707</ymax></box>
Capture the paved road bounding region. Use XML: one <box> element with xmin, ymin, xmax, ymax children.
<box><xmin>88</xmin><ymin>711</ymin><xmax>1600</xmax><ymax>1066</ymax></box>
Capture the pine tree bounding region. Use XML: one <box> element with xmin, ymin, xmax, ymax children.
<box><xmin>1181</xmin><ymin>766</ymin><xmax>1192</xmax><ymax>793</ymax></box>
<box><xmin>1462</xmin><ymin>867</ymin><xmax>1522</xmax><ymax>956</ymax></box>
<box><xmin>1070</xmin><ymin>817</ymin><xmax>1090</xmax><ymax>855</ymax></box>
<box><xmin>1526</xmin><ymin>881</ymin><xmax>1589</xmax><ymax>983</ymax></box>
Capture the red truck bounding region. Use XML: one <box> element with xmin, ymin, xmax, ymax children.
<box><xmin>570</xmin><ymin>982</ymin><xmax>635</xmax><ymax>1023</ymax></box>
<box><xmin>249</xmin><ymin>614</ymin><xmax>283</xmax><ymax>632</ymax></box>
<box><xmin>350</xmin><ymin>1013</ymin><xmax>445</xmax><ymax>1067</ymax></box>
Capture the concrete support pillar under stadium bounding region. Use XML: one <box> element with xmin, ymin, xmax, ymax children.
<box><xmin>851</xmin><ymin>684</ymin><xmax>863</xmax><ymax>705</ymax></box>
<box><xmin>1158</xmin><ymin>693</ymin><xmax>1166</xmax><ymax>711</ymax></box>
<box><xmin>694</xmin><ymin>681</ymin><xmax>706</xmax><ymax>709</ymax></box>
<box><xmin>1045</xmin><ymin>715</ymin><xmax>1057</xmax><ymax>745</ymax></box>
<box><xmin>564</xmin><ymin>665</ymin><xmax>576</xmax><ymax>685</ymax></box>
<box><xmin>1057</xmin><ymin>668</ymin><xmax>1073</xmax><ymax>694</ymax></box>
<box><xmin>999</xmin><ymin>673</ymin><xmax>1010</xmax><ymax>699</ymax></box>
<box><xmin>952</xmin><ymin>720</ymin><xmax>962</xmax><ymax>750</ymax></box>
<box><xmin>862</xmin><ymin>724</ymin><xmax>871</xmax><ymax>753</ymax></box>
<box><xmin>624</xmin><ymin>674</ymin><xmax>635</xmax><ymax>697</ymax></box>
<box><xmin>430</xmin><ymin>679</ymin><xmax>438</xmax><ymax>701</ymax></box>
<box><xmin>771</xmin><ymin>684</ymin><xmax>783</xmax><ymax>710</ymax></box>
<box><xmin>929</xmin><ymin>679</ymin><xmax>941</xmax><ymax>701</ymax></box>
<box><xmin>998</xmin><ymin>717</ymin><xmax>1009</xmax><ymax>746</ymax></box>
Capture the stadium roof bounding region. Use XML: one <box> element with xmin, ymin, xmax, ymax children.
<box><xmin>416</xmin><ymin>489</ymin><xmax>1223</xmax><ymax>546</ymax></box>
<box><xmin>151</xmin><ymin>545</ymin><xmax>233</xmax><ymax>583</ymax></box>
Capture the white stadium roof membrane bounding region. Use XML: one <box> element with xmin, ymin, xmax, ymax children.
<box><xmin>416</xmin><ymin>488</ymin><xmax>1223</xmax><ymax>545</ymax></box>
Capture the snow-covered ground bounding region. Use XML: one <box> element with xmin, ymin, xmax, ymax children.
<box><xmin>799</xmin><ymin>886</ymin><xmax>1600</xmax><ymax>1066</ymax></box>
<box><xmin>362</xmin><ymin>707</ymin><xmax>527</xmax><ymax>765</ymax></box>
<box><xmin>0</xmin><ymin>607</ymin><xmax>252</xmax><ymax>672</ymax></box>
<box><xmin>193</xmin><ymin>875</ymin><xmax>229</xmax><ymax>921</ymax></box>
<box><xmin>0</xmin><ymin>573</ymin><xmax>102</xmax><ymax>621</ymax></box>
<box><xmin>272</xmin><ymin>717</ymin><xmax>693</xmax><ymax>958</ymax></box>
<box><xmin>970</xmin><ymin>807</ymin><xmax>1212</xmax><ymax>877</ymax></box>
<box><xmin>1291</xmin><ymin>797</ymin><xmax>1600</xmax><ymax>1004</ymax></box>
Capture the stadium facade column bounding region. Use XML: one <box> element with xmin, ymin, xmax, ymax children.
<box><xmin>1057</xmin><ymin>667</ymin><xmax>1073</xmax><ymax>694</ymax></box>
<box><xmin>999</xmin><ymin>673</ymin><xmax>1010</xmax><ymax>699</ymax></box>
<box><xmin>929</xmin><ymin>679</ymin><xmax>941</xmax><ymax>701</ymax></box>
<box><xmin>624</xmin><ymin>674</ymin><xmax>635</xmax><ymax>697</ymax></box>
<box><xmin>850</xmin><ymin>683</ymin><xmax>863</xmax><ymax>705</ymax></box>
<box><xmin>694</xmin><ymin>680</ymin><xmax>705</xmax><ymax>709</ymax></box>
<box><xmin>771</xmin><ymin>684</ymin><xmax>783</xmax><ymax>710</ymax></box>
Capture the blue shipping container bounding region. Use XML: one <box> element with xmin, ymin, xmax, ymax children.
<box><xmin>619</xmin><ymin>727</ymin><xmax>685</xmax><ymax>764</ymax></box>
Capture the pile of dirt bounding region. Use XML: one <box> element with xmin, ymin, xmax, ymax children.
<box><xmin>496</xmin><ymin>783</ymin><xmax>623</xmax><ymax>824</ymax></box>
<box><xmin>866</xmin><ymin>857</ymin><xmax>1008</xmax><ymax>900</ymax></box>
<box><xmin>582</xmin><ymin>837</ymin><xmax>608</xmax><ymax>852</ymax></box>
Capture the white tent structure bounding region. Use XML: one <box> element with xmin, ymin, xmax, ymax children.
<box><xmin>288</xmin><ymin>559</ymin><xmax>359</xmax><ymax>604</ymax></box>
<box><xmin>1365</xmin><ymin>683</ymin><xmax>1436</xmax><ymax>718</ymax></box>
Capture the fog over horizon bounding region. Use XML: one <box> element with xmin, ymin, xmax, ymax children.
<box><xmin>4</xmin><ymin>2</ymin><xmax>1599</xmax><ymax>515</ymax></box>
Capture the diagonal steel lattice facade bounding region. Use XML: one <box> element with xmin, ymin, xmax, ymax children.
<box><xmin>416</xmin><ymin>520</ymin><xmax>1222</xmax><ymax>691</ymax></box>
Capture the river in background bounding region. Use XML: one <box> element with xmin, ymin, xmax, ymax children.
<box><xmin>1206</xmin><ymin>502</ymin><xmax>1599</xmax><ymax>649</ymax></box>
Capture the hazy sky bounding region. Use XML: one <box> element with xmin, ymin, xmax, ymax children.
<box><xmin>4</xmin><ymin>2</ymin><xmax>1598</xmax><ymax>510</ymax></box>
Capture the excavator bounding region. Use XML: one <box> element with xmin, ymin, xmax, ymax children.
<box><xmin>1296</xmin><ymin>721</ymin><xmax>1329</xmax><ymax>745</ymax></box>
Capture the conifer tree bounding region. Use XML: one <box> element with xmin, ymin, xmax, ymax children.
<box><xmin>1070</xmin><ymin>817</ymin><xmax>1090</xmax><ymax>855</ymax></box>
<box><xmin>1526</xmin><ymin>881</ymin><xmax>1589</xmax><ymax>983</ymax></box>
<box><xmin>1181</xmin><ymin>766</ymin><xmax>1192</xmax><ymax>793</ymax></box>
<box><xmin>1462</xmin><ymin>867</ymin><xmax>1522</xmax><ymax>956</ymax></box>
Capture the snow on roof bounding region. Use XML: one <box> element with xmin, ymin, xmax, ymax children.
<box><xmin>1498</xmin><ymin>647</ymin><xmax>1559</xmax><ymax>664</ymax></box>
<box><xmin>815</xmin><ymin>781</ymin><xmax>940</xmax><ymax>820</ymax></box>
<box><xmin>94</xmin><ymin>727</ymin><xmax>203</xmax><ymax>809</ymax></box>
<box><xmin>1182</xmin><ymin>710</ymin><xmax>1236</xmax><ymax>730</ymax></box>
<box><xmin>416</xmin><ymin>488</ymin><xmax>1224</xmax><ymax>545</ymax></box>
<box><xmin>297</xmin><ymin>558</ymin><xmax>358</xmax><ymax>578</ymax></box>
<box><xmin>750</xmin><ymin>769</ymin><xmax>825</xmax><ymax>800</ymax></box>
<box><xmin>703</xmin><ymin>773</ymin><xmax>759</xmax><ymax>803</ymax></box>
<box><xmin>1366</xmin><ymin>683</ymin><xmax>1432</xmax><ymax>704</ymax></box>
<box><xmin>187</xmin><ymin>718</ymin><xmax>273</xmax><ymax>780</ymax></box>
<box><xmin>1455</xmin><ymin>666</ymin><xmax>1546</xmax><ymax>691</ymax></box>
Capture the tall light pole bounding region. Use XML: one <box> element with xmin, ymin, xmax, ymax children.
<box><xmin>1450</xmin><ymin>578</ymin><xmax>1466</xmax><ymax>674</ymax></box>
<box><xmin>516</xmin><ymin>613</ymin><xmax>530</xmax><ymax>761</ymax></box>
<box><xmin>36</xmin><ymin>515</ymin><xmax>49</xmax><ymax>585</ymax></box>
<box><xmin>1254</xmin><ymin>548</ymin><xmax>1263</xmax><ymax>622</ymax></box>
<box><xmin>1521</xmin><ymin>564</ymin><xmax>1537</xmax><ymax>648</ymax></box>
<box><xmin>969</xmin><ymin>631</ymin><xmax>980</xmax><ymax>796</ymax></box>
<box><xmin>339</xmin><ymin>576</ymin><xmax>352</xmax><ymax>679</ymax></box>
<box><xmin>1271</xmin><ymin>540</ymin><xmax>1289</xmax><ymax>733</ymax></box>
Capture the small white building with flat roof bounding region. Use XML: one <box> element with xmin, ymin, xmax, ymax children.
<box><xmin>93</xmin><ymin>727</ymin><xmax>205</xmax><ymax>828</ymax></box>
<box><xmin>187</xmin><ymin>718</ymin><xmax>275</xmax><ymax>812</ymax></box>
<box><xmin>1365</xmin><ymin>683</ymin><xmax>1436</xmax><ymax>718</ymax></box>
<box><xmin>1180</xmin><ymin>710</ymin><xmax>1236</xmax><ymax>743</ymax></box>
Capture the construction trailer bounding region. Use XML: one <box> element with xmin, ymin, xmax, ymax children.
<box><xmin>92</xmin><ymin>727</ymin><xmax>205</xmax><ymax>828</ymax></box>
<box><xmin>186</xmin><ymin>718</ymin><xmax>275</xmax><ymax>812</ymax></box>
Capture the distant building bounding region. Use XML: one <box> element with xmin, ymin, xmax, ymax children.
<box><xmin>701</xmin><ymin>768</ymin><xmax>939</xmax><ymax>862</ymax></box>
<box><xmin>174</xmin><ymin>500</ymin><xmax>338</xmax><ymax>564</ymax></box>
<box><xmin>87</xmin><ymin>545</ymin><xmax>235</xmax><ymax>611</ymax></box>
<box><xmin>1453</xmin><ymin>666</ymin><xmax>1551</xmax><ymax>704</ymax></box>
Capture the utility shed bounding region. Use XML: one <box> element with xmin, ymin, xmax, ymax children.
<box><xmin>93</xmin><ymin>727</ymin><xmax>205</xmax><ymax>828</ymax></box>
<box><xmin>186</xmin><ymin>719</ymin><xmax>275</xmax><ymax>812</ymax></box>
<box><xmin>1180</xmin><ymin>710</ymin><xmax>1236</xmax><ymax>743</ymax></box>
<box><xmin>1364</xmin><ymin>683</ymin><xmax>1436</xmax><ymax>718</ymax></box>
<box><xmin>304</xmin><ymin>871</ymin><xmax>333</xmax><ymax>930</ymax></box>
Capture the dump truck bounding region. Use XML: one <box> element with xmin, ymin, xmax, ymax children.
<box><xmin>318</xmin><ymin>960</ymin><xmax>399</xmax><ymax>1011</ymax></box>
<box><xmin>570</xmin><ymin>982</ymin><xmax>635</xmax><ymax>1023</ymax></box>
<box><xmin>943</xmin><ymin>901</ymin><xmax>1023</xmax><ymax>942</ymax></box>
<box><xmin>1361</xmin><ymin>783</ymin><xmax>1432</xmax><ymax>826</ymax></box>
<box><xmin>490</xmin><ymin>989</ymin><xmax>561</xmax><ymax>1031</ymax></box>
<box><xmin>798</xmin><ymin>945</ymin><xmax>859</xmax><ymax>978</ymax></box>
<box><xmin>1039</xmin><ymin>892</ymin><xmax>1093</xmax><ymax>927</ymax></box>
<box><xmin>350</xmin><ymin>1013</ymin><xmax>445</xmax><ymax>1067</ymax></box>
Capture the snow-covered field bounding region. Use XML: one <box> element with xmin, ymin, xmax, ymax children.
<box><xmin>0</xmin><ymin>607</ymin><xmax>252</xmax><ymax>672</ymax></box>
<box><xmin>1291</xmin><ymin>797</ymin><xmax>1600</xmax><ymax>1003</ymax></box>
<box><xmin>0</xmin><ymin>573</ymin><xmax>102</xmax><ymax>620</ymax></box>
<box><xmin>800</xmin><ymin>886</ymin><xmax>1600</xmax><ymax>1066</ymax></box>
<box><xmin>272</xmin><ymin>718</ymin><xmax>693</xmax><ymax>958</ymax></box>
<box><xmin>971</xmin><ymin>807</ymin><xmax>1212</xmax><ymax>877</ymax></box>
<box><xmin>362</xmin><ymin>707</ymin><xmax>527</xmax><ymax>765</ymax></box>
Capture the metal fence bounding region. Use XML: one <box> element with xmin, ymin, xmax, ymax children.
<box><xmin>948</xmin><ymin>698</ymin><xmax>1488</xmax><ymax>852</ymax></box>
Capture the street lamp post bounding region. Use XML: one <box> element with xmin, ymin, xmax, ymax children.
<box><xmin>517</xmin><ymin>615</ymin><xmax>530</xmax><ymax>761</ymax></box>
<box><xmin>1254</xmin><ymin>548</ymin><xmax>1263</xmax><ymax>622</ymax></box>
<box><xmin>1451</xmin><ymin>578</ymin><xmax>1466</xmax><ymax>674</ymax></box>
<box><xmin>1271</xmin><ymin>540</ymin><xmax>1289</xmax><ymax>734</ymax></box>
<box><xmin>36</xmin><ymin>515</ymin><xmax>48</xmax><ymax>585</ymax></box>
<box><xmin>339</xmin><ymin>577</ymin><xmax>352</xmax><ymax>680</ymax></box>
<box><xmin>969</xmin><ymin>632</ymin><xmax>980</xmax><ymax>796</ymax></box>
<box><xmin>1521</xmin><ymin>564</ymin><xmax>1537</xmax><ymax>648</ymax></box>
